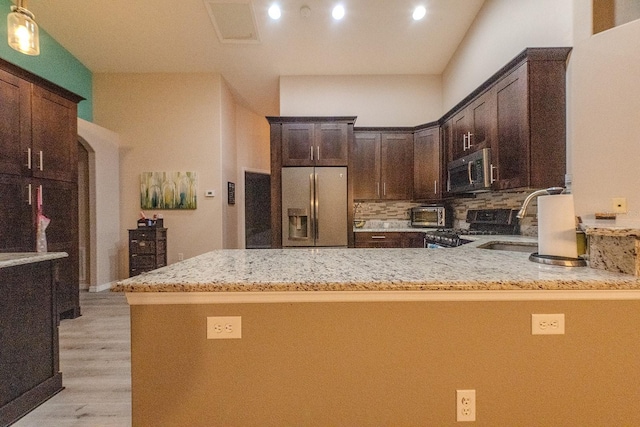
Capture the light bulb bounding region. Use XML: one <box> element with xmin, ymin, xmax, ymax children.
<box><xmin>268</xmin><ymin>4</ymin><xmax>281</xmax><ymax>20</ymax></box>
<box><xmin>332</xmin><ymin>5</ymin><xmax>345</xmax><ymax>20</ymax></box>
<box><xmin>413</xmin><ymin>6</ymin><xmax>427</xmax><ymax>21</ymax></box>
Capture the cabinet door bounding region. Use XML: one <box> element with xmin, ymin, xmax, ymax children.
<box><xmin>351</xmin><ymin>132</ymin><xmax>381</xmax><ymax>200</ymax></box>
<box><xmin>451</xmin><ymin>110</ymin><xmax>471</xmax><ymax>160</ymax></box>
<box><xmin>467</xmin><ymin>90</ymin><xmax>494</xmax><ymax>154</ymax></box>
<box><xmin>282</xmin><ymin>123</ymin><xmax>314</xmax><ymax>166</ymax></box>
<box><xmin>0</xmin><ymin>69</ymin><xmax>30</xmax><ymax>176</ymax></box>
<box><xmin>38</xmin><ymin>179</ymin><xmax>79</xmax><ymax>317</ymax></box>
<box><xmin>315</xmin><ymin>123</ymin><xmax>348</xmax><ymax>166</ymax></box>
<box><xmin>402</xmin><ymin>232</ymin><xmax>425</xmax><ymax>248</ymax></box>
<box><xmin>31</xmin><ymin>86</ymin><xmax>78</xmax><ymax>182</ymax></box>
<box><xmin>413</xmin><ymin>127</ymin><xmax>441</xmax><ymax>201</ymax></box>
<box><xmin>493</xmin><ymin>64</ymin><xmax>529</xmax><ymax>190</ymax></box>
<box><xmin>0</xmin><ymin>174</ymin><xmax>32</xmax><ymax>252</ymax></box>
<box><xmin>380</xmin><ymin>133</ymin><xmax>413</xmax><ymax>200</ymax></box>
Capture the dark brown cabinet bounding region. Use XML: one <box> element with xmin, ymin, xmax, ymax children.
<box><xmin>0</xmin><ymin>58</ymin><xmax>83</xmax><ymax>319</ymax></box>
<box><xmin>413</xmin><ymin>125</ymin><xmax>442</xmax><ymax>201</ymax></box>
<box><xmin>491</xmin><ymin>55</ymin><xmax>568</xmax><ymax>190</ymax></box>
<box><xmin>355</xmin><ymin>232</ymin><xmax>424</xmax><ymax>248</ymax></box>
<box><xmin>352</xmin><ymin>131</ymin><xmax>413</xmax><ymax>201</ymax></box>
<box><xmin>450</xmin><ymin>90</ymin><xmax>495</xmax><ymax>161</ymax></box>
<box><xmin>0</xmin><ymin>259</ymin><xmax>63</xmax><ymax>426</ymax></box>
<box><xmin>281</xmin><ymin>122</ymin><xmax>349</xmax><ymax>166</ymax></box>
<box><xmin>129</xmin><ymin>228</ymin><xmax>167</xmax><ymax>277</ymax></box>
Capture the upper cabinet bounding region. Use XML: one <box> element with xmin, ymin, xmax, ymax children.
<box><xmin>0</xmin><ymin>68</ymin><xmax>30</xmax><ymax>177</ymax></box>
<box><xmin>279</xmin><ymin>119</ymin><xmax>350</xmax><ymax>166</ymax></box>
<box><xmin>413</xmin><ymin>125</ymin><xmax>441</xmax><ymax>201</ymax></box>
<box><xmin>443</xmin><ymin>47</ymin><xmax>571</xmax><ymax>192</ymax></box>
<box><xmin>351</xmin><ymin>130</ymin><xmax>413</xmax><ymax>201</ymax></box>
<box><xmin>450</xmin><ymin>89</ymin><xmax>495</xmax><ymax>161</ymax></box>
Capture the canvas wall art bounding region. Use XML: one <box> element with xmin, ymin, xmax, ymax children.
<box><xmin>140</xmin><ymin>172</ymin><xmax>197</xmax><ymax>209</ymax></box>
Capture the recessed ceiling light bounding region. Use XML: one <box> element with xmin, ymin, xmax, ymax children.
<box><xmin>332</xmin><ymin>4</ymin><xmax>345</xmax><ymax>20</ymax></box>
<box><xmin>413</xmin><ymin>6</ymin><xmax>426</xmax><ymax>21</ymax></box>
<box><xmin>268</xmin><ymin>4</ymin><xmax>281</xmax><ymax>20</ymax></box>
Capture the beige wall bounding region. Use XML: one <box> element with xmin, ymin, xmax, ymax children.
<box><xmin>442</xmin><ymin>0</ymin><xmax>573</xmax><ymax>111</ymax></box>
<box><xmin>220</xmin><ymin>79</ymin><xmax>238</xmax><ymax>249</ymax></box>
<box><xmin>235</xmin><ymin>105</ymin><xmax>271</xmax><ymax>248</ymax></box>
<box><xmin>94</xmin><ymin>73</ymin><xmax>225</xmax><ymax>278</ymax></box>
<box><xmin>77</xmin><ymin>119</ymin><xmax>121</xmax><ymax>290</ymax></box>
<box><xmin>131</xmin><ymin>299</ymin><xmax>640</xmax><ymax>425</ymax></box>
<box><xmin>280</xmin><ymin>75</ymin><xmax>442</xmax><ymax>126</ymax></box>
<box><xmin>569</xmin><ymin>3</ymin><xmax>640</xmax><ymax>221</ymax></box>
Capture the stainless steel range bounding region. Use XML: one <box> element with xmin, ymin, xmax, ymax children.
<box><xmin>424</xmin><ymin>208</ymin><xmax>520</xmax><ymax>248</ymax></box>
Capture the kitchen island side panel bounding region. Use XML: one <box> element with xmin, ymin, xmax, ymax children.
<box><xmin>130</xmin><ymin>299</ymin><xmax>640</xmax><ymax>426</ymax></box>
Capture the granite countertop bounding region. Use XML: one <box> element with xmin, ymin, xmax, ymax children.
<box><xmin>0</xmin><ymin>252</ymin><xmax>68</xmax><ymax>269</ymax></box>
<box><xmin>354</xmin><ymin>219</ymin><xmax>420</xmax><ymax>232</ymax></box>
<box><xmin>580</xmin><ymin>219</ymin><xmax>640</xmax><ymax>237</ymax></box>
<box><xmin>113</xmin><ymin>235</ymin><xmax>640</xmax><ymax>293</ymax></box>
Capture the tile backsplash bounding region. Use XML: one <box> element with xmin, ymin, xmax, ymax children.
<box><xmin>354</xmin><ymin>191</ymin><xmax>540</xmax><ymax>236</ymax></box>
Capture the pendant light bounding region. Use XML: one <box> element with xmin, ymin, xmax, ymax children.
<box><xmin>7</xmin><ymin>0</ymin><xmax>40</xmax><ymax>56</ymax></box>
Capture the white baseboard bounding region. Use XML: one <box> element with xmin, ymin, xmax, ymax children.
<box><xmin>89</xmin><ymin>281</ymin><xmax>116</xmax><ymax>293</ymax></box>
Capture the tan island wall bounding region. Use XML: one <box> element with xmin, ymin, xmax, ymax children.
<box><xmin>130</xmin><ymin>298</ymin><xmax>640</xmax><ymax>426</ymax></box>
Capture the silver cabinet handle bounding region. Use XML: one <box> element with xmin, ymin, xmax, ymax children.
<box><xmin>376</xmin><ymin>182</ymin><xmax>380</xmax><ymax>197</ymax></box>
<box><xmin>27</xmin><ymin>183</ymin><xmax>32</xmax><ymax>205</ymax></box>
<box><xmin>26</xmin><ymin>148</ymin><xmax>32</xmax><ymax>169</ymax></box>
<box><xmin>462</xmin><ymin>133</ymin><xmax>467</xmax><ymax>151</ymax></box>
<box><xmin>38</xmin><ymin>150</ymin><xmax>43</xmax><ymax>171</ymax></box>
<box><xmin>490</xmin><ymin>164</ymin><xmax>497</xmax><ymax>184</ymax></box>
<box><xmin>310</xmin><ymin>145</ymin><xmax>313</xmax><ymax>161</ymax></box>
<box><xmin>467</xmin><ymin>132</ymin><xmax>473</xmax><ymax>150</ymax></box>
<box><xmin>383</xmin><ymin>182</ymin><xmax>386</xmax><ymax>196</ymax></box>
<box><xmin>371</xmin><ymin>236</ymin><xmax>386</xmax><ymax>239</ymax></box>
<box><xmin>317</xmin><ymin>146</ymin><xmax>320</xmax><ymax>161</ymax></box>
<box><xmin>434</xmin><ymin>180</ymin><xmax>437</xmax><ymax>194</ymax></box>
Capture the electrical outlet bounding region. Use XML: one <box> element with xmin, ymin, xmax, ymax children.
<box><xmin>207</xmin><ymin>316</ymin><xmax>242</xmax><ymax>339</ymax></box>
<box><xmin>456</xmin><ymin>389</ymin><xmax>476</xmax><ymax>422</ymax></box>
<box><xmin>612</xmin><ymin>197</ymin><xmax>627</xmax><ymax>214</ymax></box>
<box><xmin>531</xmin><ymin>313</ymin><xmax>565</xmax><ymax>335</ymax></box>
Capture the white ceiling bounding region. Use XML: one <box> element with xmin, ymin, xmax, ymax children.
<box><xmin>28</xmin><ymin>0</ymin><xmax>485</xmax><ymax>116</ymax></box>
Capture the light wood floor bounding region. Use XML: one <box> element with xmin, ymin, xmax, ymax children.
<box><xmin>14</xmin><ymin>291</ymin><xmax>132</xmax><ymax>427</ymax></box>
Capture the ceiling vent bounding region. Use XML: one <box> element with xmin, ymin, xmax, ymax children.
<box><xmin>204</xmin><ymin>0</ymin><xmax>260</xmax><ymax>44</ymax></box>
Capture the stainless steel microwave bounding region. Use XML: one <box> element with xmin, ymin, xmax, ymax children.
<box><xmin>410</xmin><ymin>206</ymin><xmax>446</xmax><ymax>228</ymax></box>
<box><xmin>447</xmin><ymin>148</ymin><xmax>493</xmax><ymax>194</ymax></box>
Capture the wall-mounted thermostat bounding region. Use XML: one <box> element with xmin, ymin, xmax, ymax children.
<box><xmin>205</xmin><ymin>190</ymin><xmax>215</xmax><ymax>197</ymax></box>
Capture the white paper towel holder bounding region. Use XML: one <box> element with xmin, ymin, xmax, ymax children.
<box><xmin>516</xmin><ymin>187</ymin><xmax>587</xmax><ymax>267</ymax></box>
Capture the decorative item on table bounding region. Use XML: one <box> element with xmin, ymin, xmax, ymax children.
<box><xmin>36</xmin><ymin>185</ymin><xmax>49</xmax><ymax>252</ymax></box>
<box><xmin>137</xmin><ymin>211</ymin><xmax>163</xmax><ymax>227</ymax></box>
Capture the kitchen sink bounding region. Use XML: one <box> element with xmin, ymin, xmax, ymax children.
<box><xmin>477</xmin><ymin>241</ymin><xmax>538</xmax><ymax>253</ymax></box>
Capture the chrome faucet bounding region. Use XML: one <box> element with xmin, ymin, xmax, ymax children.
<box><xmin>516</xmin><ymin>187</ymin><xmax>565</xmax><ymax>219</ymax></box>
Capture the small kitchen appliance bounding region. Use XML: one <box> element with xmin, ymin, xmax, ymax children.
<box><xmin>447</xmin><ymin>148</ymin><xmax>493</xmax><ymax>194</ymax></box>
<box><xmin>410</xmin><ymin>205</ymin><xmax>448</xmax><ymax>228</ymax></box>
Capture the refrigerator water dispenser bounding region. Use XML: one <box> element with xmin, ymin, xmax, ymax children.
<box><xmin>287</xmin><ymin>208</ymin><xmax>308</xmax><ymax>240</ymax></box>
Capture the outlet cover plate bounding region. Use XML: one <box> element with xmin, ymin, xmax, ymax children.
<box><xmin>531</xmin><ymin>313</ymin><xmax>565</xmax><ymax>335</ymax></box>
<box><xmin>207</xmin><ymin>316</ymin><xmax>242</xmax><ymax>339</ymax></box>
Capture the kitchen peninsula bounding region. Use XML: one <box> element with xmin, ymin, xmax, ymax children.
<box><xmin>115</xmin><ymin>241</ymin><xmax>640</xmax><ymax>426</ymax></box>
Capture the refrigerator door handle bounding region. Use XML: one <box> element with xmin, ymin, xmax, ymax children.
<box><xmin>314</xmin><ymin>173</ymin><xmax>319</xmax><ymax>240</ymax></box>
<box><xmin>309</xmin><ymin>173</ymin><xmax>315</xmax><ymax>241</ymax></box>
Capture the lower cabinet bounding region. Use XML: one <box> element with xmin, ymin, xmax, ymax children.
<box><xmin>0</xmin><ymin>260</ymin><xmax>63</xmax><ymax>426</ymax></box>
<box><xmin>355</xmin><ymin>232</ymin><xmax>424</xmax><ymax>248</ymax></box>
<box><xmin>129</xmin><ymin>228</ymin><xmax>167</xmax><ymax>277</ymax></box>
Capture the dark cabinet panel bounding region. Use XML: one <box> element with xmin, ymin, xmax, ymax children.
<box><xmin>129</xmin><ymin>228</ymin><xmax>167</xmax><ymax>277</ymax></box>
<box><xmin>0</xmin><ymin>68</ymin><xmax>30</xmax><ymax>177</ymax></box>
<box><xmin>355</xmin><ymin>232</ymin><xmax>424</xmax><ymax>248</ymax></box>
<box><xmin>0</xmin><ymin>260</ymin><xmax>62</xmax><ymax>425</ymax></box>
<box><xmin>31</xmin><ymin>86</ymin><xmax>78</xmax><ymax>183</ymax></box>
<box><xmin>0</xmin><ymin>175</ymin><xmax>32</xmax><ymax>252</ymax></box>
<box><xmin>450</xmin><ymin>90</ymin><xmax>494</xmax><ymax>161</ymax></box>
<box><xmin>352</xmin><ymin>131</ymin><xmax>413</xmax><ymax>201</ymax></box>
<box><xmin>282</xmin><ymin>122</ymin><xmax>349</xmax><ymax>166</ymax></box>
<box><xmin>351</xmin><ymin>132</ymin><xmax>381</xmax><ymax>200</ymax></box>
<box><xmin>413</xmin><ymin>126</ymin><xmax>442</xmax><ymax>201</ymax></box>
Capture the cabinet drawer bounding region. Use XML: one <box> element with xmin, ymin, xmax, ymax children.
<box><xmin>355</xmin><ymin>232</ymin><xmax>403</xmax><ymax>248</ymax></box>
<box><xmin>130</xmin><ymin>240</ymin><xmax>156</xmax><ymax>254</ymax></box>
<box><xmin>130</xmin><ymin>254</ymin><xmax>157</xmax><ymax>269</ymax></box>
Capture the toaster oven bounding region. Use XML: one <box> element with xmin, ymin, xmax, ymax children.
<box><xmin>410</xmin><ymin>206</ymin><xmax>447</xmax><ymax>228</ymax></box>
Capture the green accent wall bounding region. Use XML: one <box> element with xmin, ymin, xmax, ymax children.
<box><xmin>0</xmin><ymin>0</ymin><xmax>92</xmax><ymax>121</ymax></box>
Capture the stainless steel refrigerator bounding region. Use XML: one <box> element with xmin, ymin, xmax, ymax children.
<box><xmin>281</xmin><ymin>167</ymin><xmax>348</xmax><ymax>247</ymax></box>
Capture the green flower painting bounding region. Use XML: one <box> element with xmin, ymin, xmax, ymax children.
<box><xmin>140</xmin><ymin>172</ymin><xmax>197</xmax><ymax>209</ymax></box>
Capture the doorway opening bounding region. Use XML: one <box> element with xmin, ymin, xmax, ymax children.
<box><xmin>244</xmin><ymin>171</ymin><xmax>271</xmax><ymax>249</ymax></box>
<box><xmin>77</xmin><ymin>138</ymin><xmax>92</xmax><ymax>289</ymax></box>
